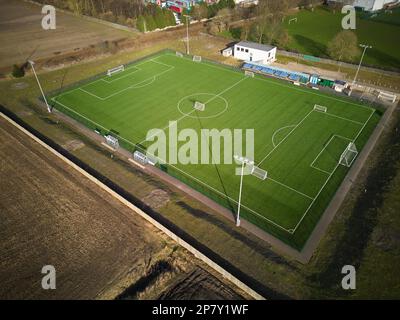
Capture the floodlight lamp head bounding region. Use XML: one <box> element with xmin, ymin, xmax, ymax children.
<box><xmin>234</xmin><ymin>155</ymin><xmax>253</xmax><ymax>164</ymax></box>
<box><xmin>28</xmin><ymin>60</ymin><xmax>35</xmax><ymax>65</ymax></box>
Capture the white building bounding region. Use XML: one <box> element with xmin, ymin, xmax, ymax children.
<box><xmin>234</xmin><ymin>0</ymin><xmax>259</xmax><ymax>6</ymax></box>
<box><xmin>329</xmin><ymin>0</ymin><xmax>397</xmax><ymax>11</ymax></box>
<box><xmin>233</xmin><ymin>41</ymin><xmax>277</xmax><ymax>64</ymax></box>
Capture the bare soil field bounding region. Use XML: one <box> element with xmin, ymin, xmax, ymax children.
<box><xmin>0</xmin><ymin>0</ymin><xmax>133</xmax><ymax>70</ymax></box>
<box><xmin>0</xmin><ymin>116</ymin><xmax>246</xmax><ymax>299</ymax></box>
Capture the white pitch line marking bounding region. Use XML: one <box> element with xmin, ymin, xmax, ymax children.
<box><xmin>257</xmin><ymin>109</ymin><xmax>314</xmax><ymax>167</ymax></box>
<box><xmin>271</xmin><ymin>125</ymin><xmax>296</xmax><ymax>148</ymax></box>
<box><xmin>267</xmin><ymin>177</ymin><xmax>314</xmax><ymax>200</ymax></box>
<box><xmin>291</xmin><ymin>109</ymin><xmax>375</xmax><ymax>233</ymax></box>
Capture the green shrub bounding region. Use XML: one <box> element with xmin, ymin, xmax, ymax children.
<box><xmin>12</xmin><ymin>64</ymin><xmax>25</xmax><ymax>78</ymax></box>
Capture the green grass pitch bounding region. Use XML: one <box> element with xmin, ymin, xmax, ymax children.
<box><xmin>50</xmin><ymin>51</ymin><xmax>381</xmax><ymax>250</ymax></box>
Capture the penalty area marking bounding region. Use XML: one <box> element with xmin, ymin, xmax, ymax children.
<box><xmin>78</xmin><ymin>59</ymin><xmax>175</xmax><ymax>100</ymax></box>
<box><xmin>291</xmin><ymin>108</ymin><xmax>375</xmax><ymax>233</ymax></box>
<box><xmin>310</xmin><ymin>134</ymin><xmax>353</xmax><ymax>175</ymax></box>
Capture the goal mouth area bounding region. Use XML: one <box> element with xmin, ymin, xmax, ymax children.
<box><xmin>378</xmin><ymin>91</ymin><xmax>397</xmax><ymax>103</ymax></box>
<box><xmin>314</xmin><ymin>104</ymin><xmax>327</xmax><ymax>113</ymax></box>
<box><xmin>339</xmin><ymin>142</ymin><xmax>358</xmax><ymax>167</ymax></box>
<box><xmin>250</xmin><ymin>165</ymin><xmax>268</xmax><ymax>180</ymax></box>
<box><xmin>192</xmin><ymin>55</ymin><xmax>202</xmax><ymax>62</ymax></box>
<box><xmin>107</xmin><ymin>65</ymin><xmax>125</xmax><ymax>77</ymax></box>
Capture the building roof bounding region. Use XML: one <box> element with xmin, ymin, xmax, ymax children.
<box><xmin>235</xmin><ymin>41</ymin><xmax>276</xmax><ymax>52</ymax></box>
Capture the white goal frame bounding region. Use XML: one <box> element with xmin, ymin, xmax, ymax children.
<box><xmin>251</xmin><ymin>166</ymin><xmax>268</xmax><ymax>180</ymax></box>
<box><xmin>107</xmin><ymin>65</ymin><xmax>124</xmax><ymax>77</ymax></box>
<box><xmin>339</xmin><ymin>142</ymin><xmax>358</xmax><ymax>167</ymax></box>
<box><xmin>289</xmin><ymin>18</ymin><xmax>297</xmax><ymax>24</ymax></box>
<box><xmin>105</xmin><ymin>134</ymin><xmax>119</xmax><ymax>148</ymax></box>
<box><xmin>314</xmin><ymin>104</ymin><xmax>327</xmax><ymax>113</ymax></box>
<box><xmin>133</xmin><ymin>150</ymin><xmax>148</xmax><ymax>165</ymax></box>
<box><xmin>176</xmin><ymin>51</ymin><xmax>183</xmax><ymax>58</ymax></box>
<box><xmin>244</xmin><ymin>70</ymin><xmax>254</xmax><ymax>77</ymax></box>
<box><xmin>193</xmin><ymin>55</ymin><xmax>202</xmax><ymax>62</ymax></box>
<box><xmin>378</xmin><ymin>91</ymin><xmax>397</xmax><ymax>103</ymax></box>
<box><xmin>194</xmin><ymin>101</ymin><xmax>205</xmax><ymax>111</ymax></box>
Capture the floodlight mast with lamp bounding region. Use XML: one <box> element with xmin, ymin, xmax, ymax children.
<box><xmin>29</xmin><ymin>60</ymin><xmax>51</xmax><ymax>113</ymax></box>
<box><xmin>234</xmin><ymin>155</ymin><xmax>254</xmax><ymax>227</ymax></box>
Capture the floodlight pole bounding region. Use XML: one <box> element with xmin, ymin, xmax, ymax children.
<box><xmin>236</xmin><ymin>160</ymin><xmax>245</xmax><ymax>227</ymax></box>
<box><xmin>29</xmin><ymin>60</ymin><xmax>51</xmax><ymax>113</ymax></box>
<box><xmin>352</xmin><ymin>44</ymin><xmax>372</xmax><ymax>85</ymax></box>
<box><xmin>183</xmin><ymin>15</ymin><xmax>190</xmax><ymax>55</ymax></box>
<box><xmin>234</xmin><ymin>155</ymin><xmax>253</xmax><ymax>227</ymax></box>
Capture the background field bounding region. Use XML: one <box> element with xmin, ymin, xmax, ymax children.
<box><xmin>50</xmin><ymin>51</ymin><xmax>380</xmax><ymax>249</ymax></box>
<box><xmin>0</xmin><ymin>0</ymin><xmax>133</xmax><ymax>70</ymax></box>
<box><xmin>285</xmin><ymin>7</ymin><xmax>400</xmax><ymax>69</ymax></box>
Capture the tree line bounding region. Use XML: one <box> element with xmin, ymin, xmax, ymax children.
<box><xmin>35</xmin><ymin>0</ymin><xmax>146</xmax><ymax>27</ymax></box>
<box><xmin>34</xmin><ymin>0</ymin><xmax>238</xmax><ymax>30</ymax></box>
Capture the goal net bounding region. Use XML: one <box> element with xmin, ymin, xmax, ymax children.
<box><xmin>107</xmin><ymin>65</ymin><xmax>124</xmax><ymax>76</ymax></box>
<box><xmin>176</xmin><ymin>51</ymin><xmax>183</xmax><ymax>58</ymax></box>
<box><xmin>314</xmin><ymin>104</ymin><xmax>327</xmax><ymax>113</ymax></box>
<box><xmin>193</xmin><ymin>55</ymin><xmax>202</xmax><ymax>62</ymax></box>
<box><xmin>133</xmin><ymin>150</ymin><xmax>148</xmax><ymax>165</ymax></box>
<box><xmin>105</xmin><ymin>135</ymin><xmax>119</xmax><ymax>148</ymax></box>
<box><xmin>251</xmin><ymin>166</ymin><xmax>268</xmax><ymax>180</ymax></box>
<box><xmin>244</xmin><ymin>70</ymin><xmax>254</xmax><ymax>77</ymax></box>
<box><xmin>378</xmin><ymin>91</ymin><xmax>397</xmax><ymax>103</ymax></box>
<box><xmin>194</xmin><ymin>101</ymin><xmax>205</xmax><ymax>111</ymax></box>
<box><xmin>339</xmin><ymin>142</ymin><xmax>358</xmax><ymax>167</ymax></box>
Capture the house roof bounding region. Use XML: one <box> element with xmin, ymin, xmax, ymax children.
<box><xmin>235</xmin><ymin>41</ymin><xmax>276</xmax><ymax>52</ymax></box>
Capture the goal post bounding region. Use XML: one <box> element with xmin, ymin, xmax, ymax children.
<box><xmin>378</xmin><ymin>91</ymin><xmax>397</xmax><ymax>103</ymax></box>
<box><xmin>176</xmin><ymin>51</ymin><xmax>183</xmax><ymax>58</ymax></box>
<box><xmin>250</xmin><ymin>166</ymin><xmax>268</xmax><ymax>180</ymax></box>
<box><xmin>105</xmin><ymin>135</ymin><xmax>119</xmax><ymax>149</ymax></box>
<box><xmin>193</xmin><ymin>55</ymin><xmax>202</xmax><ymax>62</ymax></box>
<box><xmin>314</xmin><ymin>104</ymin><xmax>327</xmax><ymax>113</ymax></box>
<box><xmin>107</xmin><ymin>65</ymin><xmax>124</xmax><ymax>76</ymax></box>
<box><xmin>339</xmin><ymin>142</ymin><xmax>358</xmax><ymax>167</ymax></box>
<box><xmin>133</xmin><ymin>150</ymin><xmax>148</xmax><ymax>164</ymax></box>
<box><xmin>194</xmin><ymin>101</ymin><xmax>205</xmax><ymax>111</ymax></box>
<box><xmin>244</xmin><ymin>70</ymin><xmax>254</xmax><ymax>77</ymax></box>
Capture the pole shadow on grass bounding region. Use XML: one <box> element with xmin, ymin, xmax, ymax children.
<box><xmin>192</xmin><ymin>109</ymin><xmax>237</xmax><ymax>219</ymax></box>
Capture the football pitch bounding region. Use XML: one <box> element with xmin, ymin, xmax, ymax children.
<box><xmin>50</xmin><ymin>50</ymin><xmax>381</xmax><ymax>249</ymax></box>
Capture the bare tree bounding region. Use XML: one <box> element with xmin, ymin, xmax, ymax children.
<box><xmin>327</xmin><ymin>30</ymin><xmax>360</xmax><ymax>63</ymax></box>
